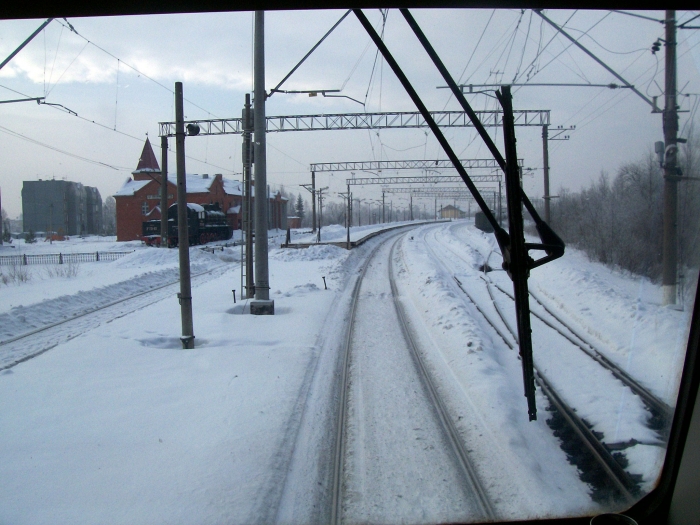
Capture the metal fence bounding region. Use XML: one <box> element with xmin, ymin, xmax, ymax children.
<box><xmin>0</xmin><ymin>251</ymin><xmax>133</xmax><ymax>266</ymax></box>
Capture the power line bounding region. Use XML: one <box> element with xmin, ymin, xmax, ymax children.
<box><xmin>0</xmin><ymin>84</ymin><xmax>233</xmax><ymax>173</ymax></box>
<box><xmin>54</xmin><ymin>18</ymin><xmax>220</xmax><ymax>119</ymax></box>
<box><xmin>517</xmin><ymin>10</ymin><xmax>579</xmax><ymax>83</ymax></box>
<box><xmin>610</xmin><ymin>10</ymin><xmax>664</xmax><ymax>24</ymax></box>
<box><xmin>0</xmin><ymin>124</ymin><xmax>131</xmax><ymax>171</ymax></box>
<box><xmin>268</xmin><ymin>10</ymin><xmax>351</xmax><ymax>97</ymax></box>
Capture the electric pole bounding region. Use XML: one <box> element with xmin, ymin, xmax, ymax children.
<box><xmin>662</xmin><ymin>10</ymin><xmax>679</xmax><ymax>306</ymax></box>
<box><xmin>382</xmin><ymin>191</ymin><xmax>385</xmax><ymax>223</ymax></box>
<box><xmin>316</xmin><ymin>187</ymin><xmax>328</xmax><ymax>243</ymax></box>
<box><xmin>242</xmin><ymin>93</ymin><xmax>254</xmax><ymax>298</ymax></box>
<box><xmin>175</xmin><ymin>82</ymin><xmax>195</xmax><ymax>348</ymax></box>
<box><xmin>311</xmin><ymin>171</ymin><xmax>317</xmax><ymax>233</ymax></box>
<box><xmin>160</xmin><ymin>135</ymin><xmax>168</xmax><ymax>247</ymax></box>
<box><xmin>542</xmin><ymin>124</ymin><xmax>551</xmax><ymax>223</ymax></box>
<box><xmin>251</xmin><ymin>11</ymin><xmax>274</xmax><ymax>315</ymax></box>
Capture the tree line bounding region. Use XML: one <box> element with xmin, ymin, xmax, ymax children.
<box><xmin>544</xmin><ymin>134</ymin><xmax>700</xmax><ymax>288</ymax></box>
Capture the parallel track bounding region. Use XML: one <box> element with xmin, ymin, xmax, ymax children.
<box><xmin>388</xmin><ymin>239</ymin><xmax>495</xmax><ymax>520</ymax></box>
<box><xmin>488</xmin><ymin>278</ymin><xmax>673</xmax><ymax>427</ymax></box>
<box><xmin>423</xmin><ymin>226</ymin><xmax>640</xmax><ymax>503</ymax></box>
<box><xmin>0</xmin><ymin>263</ymin><xmax>232</xmax><ymax>371</ymax></box>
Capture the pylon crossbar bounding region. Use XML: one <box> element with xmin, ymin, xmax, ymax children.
<box><xmin>158</xmin><ymin>110</ymin><xmax>549</xmax><ymax>137</ymax></box>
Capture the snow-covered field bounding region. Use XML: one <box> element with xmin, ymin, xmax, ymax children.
<box><xmin>0</xmin><ymin>222</ymin><xmax>694</xmax><ymax>523</ymax></box>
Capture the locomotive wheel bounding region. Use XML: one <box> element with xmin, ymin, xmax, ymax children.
<box><xmin>200</xmin><ymin>233</ymin><xmax>207</xmax><ymax>245</ymax></box>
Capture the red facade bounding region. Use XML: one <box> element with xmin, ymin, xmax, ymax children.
<box><xmin>114</xmin><ymin>140</ymin><xmax>286</xmax><ymax>242</ymax></box>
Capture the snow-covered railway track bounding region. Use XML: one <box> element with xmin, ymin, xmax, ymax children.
<box><xmin>487</xmin><ymin>278</ymin><xmax>673</xmax><ymax>430</ymax></box>
<box><xmin>0</xmin><ymin>264</ymin><xmax>231</xmax><ymax>371</ymax></box>
<box><xmin>423</xmin><ymin>226</ymin><xmax>648</xmax><ymax>504</ymax></box>
<box><xmin>331</xmin><ymin>232</ymin><xmax>494</xmax><ymax>524</ymax></box>
<box><xmin>445</xmin><ymin>222</ymin><xmax>672</xmax><ymax>426</ymax></box>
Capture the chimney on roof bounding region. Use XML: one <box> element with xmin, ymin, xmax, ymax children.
<box><xmin>203</xmin><ymin>174</ymin><xmax>209</xmax><ymax>179</ymax></box>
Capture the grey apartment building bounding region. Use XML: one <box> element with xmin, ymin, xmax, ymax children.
<box><xmin>22</xmin><ymin>180</ymin><xmax>102</xmax><ymax>236</ymax></box>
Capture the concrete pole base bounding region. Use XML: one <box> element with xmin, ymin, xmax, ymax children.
<box><xmin>250</xmin><ymin>300</ymin><xmax>275</xmax><ymax>315</ymax></box>
<box><xmin>180</xmin><ymin>335</ymin><xmax>195</xmax><ymax>349</ymax></box>
<box><xmin>663</xmin><ymin>285</ymin><xmax>677</xmax><ymax>306</ymax></box>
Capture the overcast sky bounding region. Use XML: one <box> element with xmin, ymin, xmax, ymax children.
<box><xmin>1</xmin><ymin>9</ymin><xmax>699</xmax><ymax>219</ymax></box>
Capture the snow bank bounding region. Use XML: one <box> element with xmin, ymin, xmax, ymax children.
<box><xmin>272</xmin><ymin>244</ymin><xmax>348</xmax><ymax>262</ymax></box>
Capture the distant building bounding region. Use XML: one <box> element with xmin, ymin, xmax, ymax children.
<box><xmin>439</xmin><ymin>204</ymin><xmax>467</xmax><ymax>219</ymax></box>
<box><xmin>21</xmin><ymin>179</ymin><xmax>102</xmax><ymax>236</ymax></box>
<box><xmin>114</xmin><ymin>138</ymin><xmax>287</xmax><ymax>242</ymax></box>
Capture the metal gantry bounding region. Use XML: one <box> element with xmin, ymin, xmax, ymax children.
<box><xmin>346</xmin><ymin>174</ymin><xmax>500</xmax><ymax>185</ymax></box>
<box><xmin>381</xmin><ymin>186</ymin><xmax>491</xmax><ymax>196</ymax></box>
<box><xmin>311</xmin><ymin>158</ymin><xmax>521</xmax><ymax>172</ymax></box>
<box><xmin>158</xmin><ymin>110</ymin><xmax>550</xmax><ymax>137</ymax></box>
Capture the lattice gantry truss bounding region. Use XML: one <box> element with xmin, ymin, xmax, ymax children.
<box><xmin>158</xmin><ymin>110</ymin><xmax>550</xmax><ymax>137</ymax></box>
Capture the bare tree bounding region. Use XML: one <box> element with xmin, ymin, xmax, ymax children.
<box><xmin>102</xmin><ymin>196</ymin><xmax>117</xmax><ymax>235</ymax></box>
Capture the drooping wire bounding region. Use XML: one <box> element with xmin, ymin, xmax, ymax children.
<box><xmin>45</xmin><ymin>40</ymin><xmax>89</xmax><ymax>97</ymax></box>
<box><xmin>440</xmin><ymin>11</ymin><xmax>496</xmax><ymax>115</ymax></box>
<box><xmin>0</xmin><ymin>124</ymin><xmax>131</xmax><ymax>171</ymax></box>
<box><xmin>512</xmin><ymin>10</ymin><xmax>533</xmax><ymax>83</ymax></box>
<box><xmin>524</xmin><ymin>11</ymin><xmax>610</xmax><ymax>85</ymax></box>
<box><xmin>499</xmin><ymin>10</ymin><xmax>525</xmax><ymax>78</ymax></box>
<box><xmin>0</xmin><ymin>84</ymin><xmax>231</xmax><ymax>173</ymax></box>
<box><xmin>55</xmin><ymin>18</ymin><xmax>220</xmax><ymax>119</ymax></box>
<box><xmin>268</xmin><ymin>10</ymin><xmax>351</xmax><ymax>97</ymax></box>
<box><xmin>518</xmin><ymin>9</ymin><xmax>578</xmax><ymax>83</ymax></box>
<box><xmin>363</xmin><ymin>9</ymin><xmax>389</xmax><ymax>162</ymax></box>
<box><xmin>43</xmin><ymin>26</ymin><xmax>47</xmax><ymax>96</ymax></box>
<box><xmin>47</xmin><ymin>24</ymin><xmax>64</xmax><ymax>94</ymax></box>
<box><xmin>341</xmin><ymin>39</ymin><xmax>372</xmax><ymax>91</ymax></box>
<box><xmin>114</xmin><ymin>59</ymin><xmax>120</xmax><ymax>131</ymax></box>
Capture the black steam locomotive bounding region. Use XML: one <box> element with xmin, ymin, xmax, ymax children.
<box><xmin>142</xmin><ymin>203</ymin><xmax>232</xmax><ymax>247</ymax></box>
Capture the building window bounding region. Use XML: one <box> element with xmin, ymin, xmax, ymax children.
<box><xmin>142</xmin><ymin>202</ymin><xmax>149</xmax><ymax>215</ymax></box>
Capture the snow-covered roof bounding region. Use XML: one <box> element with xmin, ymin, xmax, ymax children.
<box><xmin>227</xmin><ymin>205</ymin><xmax>241</xmax><ymax>214</ymax></box>
<box><xmin>114</xmin><ymin>178</ymin><xmax>151</xmax><ymax>197</ymax></box>
<box><xmin>187</xmin><ymin>203</ymin><xmax>204</xmax><ymax>212</ymax></box>
<box><xmin>223</xmin><ymin>179</ymin><xmax>243</xmax><ymax>196</ymax></box>
<box><xmin>165</xmin><ymin>174</ymin><xmax>216</xmax><ymax>193</ymax></box>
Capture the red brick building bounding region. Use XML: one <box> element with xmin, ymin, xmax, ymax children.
<box><xmin>114</xmin><ymin>139</ymin><xmax>287</xmax><ymax>241</ymax></box>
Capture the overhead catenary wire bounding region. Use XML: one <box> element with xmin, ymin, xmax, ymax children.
<box><xmin>0</xmin><ymin>124</ymin><xmax>131</xmax><ymax>171</ymax></box>
<box><xmin>0</xmin><ymin>81</ymin><xmax>233</xmax><ymax>174</ymax></box>
<box><xmin>268</xmin><ymin>10</ymin><xmax>351</xmax><ymax>97</ymax></box>
<box><xmin>517</xmin><ymin>10</ymin><xmax>579</xmax><ymax>83</ymax></box>
<box><xmin>519</xmin><ymin>11</ymin><xmax>611</xmax><ymax>86</ymax></box>
<box><xmin>570</xmin><ymin>35</ymin><xmax>700</xmax><ymax>133</ymax></box>
<box><xmin>54</xmin><ymin>18</ymin><xmax>220</xmax><ymax>119</ymax></box>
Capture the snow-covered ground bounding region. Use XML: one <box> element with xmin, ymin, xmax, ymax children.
<box><xmin>0</xmin><ymin>222</ymin><xmax>694</xmax><ymax>523</ymax></box>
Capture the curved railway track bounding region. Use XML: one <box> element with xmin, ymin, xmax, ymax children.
<box><xmin>330</xmin><ymin>231</ymin><xmax>495</xmax><ymax>524</ymax></box>
<box><xmin>422</xmin><ymin>224</ymin><xmax>651</xmax><ymax>504</ymax></box>
<box><xmin>0</xmin><ymin>263</ymin><xmax>232</xmax><ymax>371</ymax></box>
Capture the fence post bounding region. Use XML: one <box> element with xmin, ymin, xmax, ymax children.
<box><xmin>96</xmin><ymin>251</ymin><xmax>100</xmax><ymax>262</ymax></box>
<box><xmin>59</xmin><ymin>253</ymin><xmax>63</xmax><ymax>264</ymax></box>
<box><xmin>23</xmin><ymin>254</ymin><xmax>27</xmax><ymax>265</ymax></box>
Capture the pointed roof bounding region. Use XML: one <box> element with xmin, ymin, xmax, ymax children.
<box><xmin>133</xmin><ymin>138</ymin><xmax>160</xmax><ymax>173</ymax></box>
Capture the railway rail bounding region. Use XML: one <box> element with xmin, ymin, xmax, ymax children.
<box><xmin>487</xmin><ymin>277</ymin><xmax>673</xmax><ymax>428</ymax></box>
<box><xmin>0</xmin><ymin>263</ymin><xmax>232</xmax><ymax>371</ymax></box>
<box><xmin>422</xmin><ymin>223</ymin><xmax>651</xmax><ymax>504</ymax></box>
<box><xmin>330</xmin><ymin>230</ymin><xmax>495</xmax><ymax>524</ymax></box>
